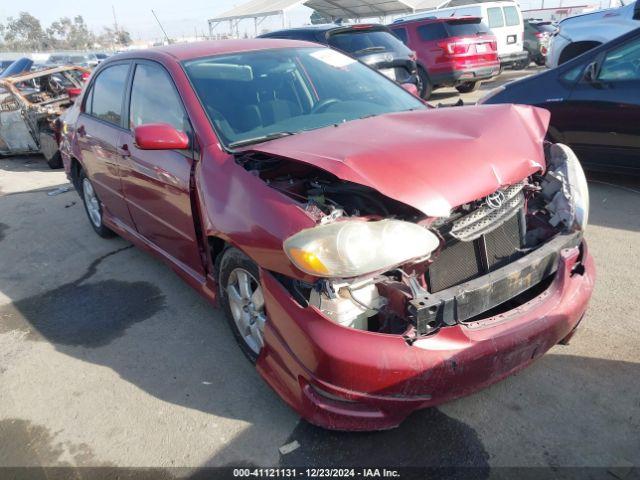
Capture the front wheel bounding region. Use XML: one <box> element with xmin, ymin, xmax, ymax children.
<box><xmin>219</xmin><ymin>248</ymin><xmax>266</xmax><ymax>363</ymax></box>
<box><xmin>455</xmin><ymin>81</ymin><xmax>480</xmax><ymax>94</ymax></box>
<box><xmin>80</xmin><ymin>170</ymin><xmax>114</xmax><ymax>238</ymax></box>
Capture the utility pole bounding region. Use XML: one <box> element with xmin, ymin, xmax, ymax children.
<box><xmin>112</xmin><ymin>5</ymin><xmax>119</xmax><ymax>33</ymax></box>
<box><xmin>151</xmin><ymin>9</ymin><xmax>171</xmax><ymax>44</ymax></box>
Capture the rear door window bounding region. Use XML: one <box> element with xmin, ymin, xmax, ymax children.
<box><xmin>503</xmin><ymin>6</ymin><xmax>520</xmax><ymax>26</ymax></box>
<box><xmin>88</xmin><ymin>64</ymin><xmax>129</xmax><ymax>126</ymax></box>
<box><xmin>392</xmin><ymin>27</ymin><xmax>409</xmax><ymax>44</ymax></box>
<box><xmin>487</xmin><ymin>7</ymin><xmax>505</xmax><ymax>28</ymax></box>
<box><xmin>417</xmin><ymin>23</ymin><xmax>448</xmax><ymax>41</ymax></box>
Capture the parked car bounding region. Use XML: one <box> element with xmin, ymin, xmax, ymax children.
<box><xmin>389</xmin><ymin>17</ymin><xmax>500</xmax><ymax>98</ymax></box>
<box><xmin>396</xmin><ymin>1</ymin><xmax>529</xmax><ymax>69</ymax></box>
<box><xmin>524</xmin><ymin>19</ymin><xmax>557</xmax><ymax>66</ymax></box>
<box><xmin>47</xmin><ymin>54</ymin><xmax>98</xmax><ymax>68</ymax></box>
<box><xmin>60</xmin><ymin>40</ymin><xmax>594</xmax><ymax>431</ymax></box>
<box><xmin>481</xmin><ymin>27</ymin><xmax>640</xmax><ymax>174</ymax></box>
<box><xmin>0</xmin><ymin>60</ymin><xmax>14</xmax><ymax>74</ymax></box>
<box><xmin>547</xmin><ymin>0</ymin><xmax>639</xmax><ymax>67</ymax></box>
<box><xmin>0</xmin><ymin>65</ymin><xmax>88</xmax><ymax>167</ymax></box>
<box><xmin>94</xmin><ymin>52</ymin><xmax>110</xmax><ymax>63</ymax></box>
<box><xmin>0</xmin><ymin>58</ymin><xmax>34</xmax><ymax>78</ymax></box>
<box><xmin>258</xmin><ymin>24</ymin><xmax>420</xmax><ymax>90</ymax></box>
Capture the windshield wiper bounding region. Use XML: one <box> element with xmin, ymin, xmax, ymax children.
<box><xmin>228</xmin><ymin>131</ymin><xmax>296</xmax><ymax>148</ymax></box>
<box><xmin>354</xmin><ymin>46</ymin><xmax>386</xmax><ymax>54</ymax></box>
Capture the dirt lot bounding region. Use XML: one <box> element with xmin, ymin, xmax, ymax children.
<box><xmin>0</xmin><ymin>67</ymin><xmax>639</xmax><ymax>476</ymax></box>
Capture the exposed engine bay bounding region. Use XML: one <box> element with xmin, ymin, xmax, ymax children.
<box><xmin>0</xmin><ymin>66</ymin><xmax>88</xmax><ymax>165</ymax></box>
<box><xmin>238</xmin><ymin>143</ymin><xmax>588</xmax><ymax>339</ymax></box>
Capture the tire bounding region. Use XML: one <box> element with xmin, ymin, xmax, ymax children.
<box><xmin>455</xmin><ymin>81</ymin><xmax>481</xmax><ymax>94</ymax></box>
<box><xmin>535</xmin><ymin>58</ymin><xmax>546</xmax><ymax>67</ymax></box>
<box><xmin>513</xmin><ymin>53</ymin><xmax>531</xmax><ymax>70</ymax></box>
<box><xmin>79</xmin><ymin>169</ymin><xmax>115</xmax><ymax>238</ymax></box>
<box><xmin>47</xmin><ymin>151</ymin><xmax>63</xmax><ymax>169</ymax></box>
<box><xmin>417</xmin><ymin>66</ymin><xmax>433</xmax><ymax>100</ymax></box>
<box><xmin>218</xmin><ymin>248</ymin><xmax>266</xmax><ymax>364</ymax></box>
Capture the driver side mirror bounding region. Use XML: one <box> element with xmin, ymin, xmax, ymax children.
<box><xmin>583</xmin><ymin>61</ymin><xmax>599</xmax><ymax>83</ymax></box>
<box><xmin>401</xmin><ymin>82</ymin><xmax>420</xmax><ymax>97</ymax></box>
<box><xmin>134</xmin><ymin>123</ymin><xmax>189</xmax><ymax>150</ymax></box>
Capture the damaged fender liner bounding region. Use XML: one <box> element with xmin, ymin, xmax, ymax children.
<box><xmin>411</xmin><ymin>232</ymin><xmax>582</xmax><ymax>334</ymax></box>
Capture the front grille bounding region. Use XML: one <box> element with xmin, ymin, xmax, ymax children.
<box><xmin>428</xmin><ymin>210</ymin><xmax>525</xmax><ymax>293</ymax></box>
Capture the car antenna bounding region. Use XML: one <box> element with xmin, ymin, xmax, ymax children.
<box><xmin>151</xmin><ymin>9</ymin><xmax>172</xmax><ymax>44</ymax></box>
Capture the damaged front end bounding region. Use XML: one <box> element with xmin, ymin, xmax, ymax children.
<box><xmin>238</xmin><ymin>142</ymin><xmax>589</xmax><ymax>340</ymax></box>
<box><xmin>0</xmin><ymin>66</ymin><xmax>88</xmax><ymax>167</ymax></box>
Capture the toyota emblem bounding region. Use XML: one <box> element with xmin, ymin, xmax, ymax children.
<box><xmin>485</xmin><ymin>191</ymin><xmax>505</xmax><ymax>210</ymax></box>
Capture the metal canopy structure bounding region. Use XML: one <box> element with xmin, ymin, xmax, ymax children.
<box><xmin>208</xmin><ymin>0</ymin><xmax>306</xmax><ymax>37</ymax></box>
<box><xmin>208</xmin><ymin>0</ymin><xmax>447</xmax><ymax>37</ymax></box>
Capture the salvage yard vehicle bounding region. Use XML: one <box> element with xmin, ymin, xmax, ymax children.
<box><xmin>389</xmin><ymin>17</ymin><xmax>500</xmax><ymax>98</ymax></box>
<box><xmin>482</xmin><ymin>27</ymin><xmax>640</xmax><ymax>174</ymax></box>
<box><xmin>258</xmin><ymin>24</ymin><xmax>420</xmax><ymax>91</ymax></box>
<box><xmin>60</xmin><ymin>40</ymin><xmax>595</xmax><ymax>431</ymax></box>
<box><xmin>0</xmin><ymin>65</ymin><xmax>88</xmax><ymax>168</ymax></box>
<box><xmin>524</xmin><ymin>19</ymin><xmax>556</xmax><ymax>66</ymax></box>
<box><xmin>546</xmin><ymin>0</ymin><xmax>639</xmax><ymax>67</ymax></box>
<box><xmin>397</xmin><ymin>0</ymin><xmax>529</xmax><ymax>69</ymax></box>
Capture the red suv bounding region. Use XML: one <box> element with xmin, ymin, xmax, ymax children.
<box><xmin>390</xmin><ymin>17</ymin><xmax>500</xmax><ymax>98</ymax></box>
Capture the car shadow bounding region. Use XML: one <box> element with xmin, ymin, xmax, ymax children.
<box><xmin>0</xmin><ymin>154</ymin><xmax>54</xmax><ymax>173</ymax></box>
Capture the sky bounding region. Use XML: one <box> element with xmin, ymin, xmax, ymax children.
<box><xmin>0</xmin><ymin>0</ymin><xmax>623</xmax><ymax>43</ymax></box>
<box><xmin>0</xmin><ymin>0</ymin><xmax>314</xmax><ymax>42</ymax></box>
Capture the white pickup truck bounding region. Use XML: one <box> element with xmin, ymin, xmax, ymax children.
<box><xmin>547</xmin><ymin>1</ymin><xmax>640</xmax><ymax>67</ymax></box>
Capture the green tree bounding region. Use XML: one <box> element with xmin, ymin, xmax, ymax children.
<box><xmin>4</xmin><ymin>12</ymin><xmax>48</xmax><ymax>50</ymax></box>
<box><xmin>47</xmin><ymin>15</ymin><xmax>95</xmax><ymax>49</ymax></box>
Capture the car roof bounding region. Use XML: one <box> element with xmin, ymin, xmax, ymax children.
<box><xmin>263</xmin><ymin>23</ymin><xmax>390</xmax><ymax>35</ymax></box>
<box><xmin>112</xmin><ymin>39</ymin><xmax>320</xmax><ymax>62</ymax></box>
<box><xmin>391</xmin><ymin>16</ymin><xmax>482</xmax><ymax>27</ymax></box>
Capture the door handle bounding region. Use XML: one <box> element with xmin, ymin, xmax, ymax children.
<box><xmin>117</xmin><ymin>144</ymin><xmax>131</xmax><ymax>157</ymax></box>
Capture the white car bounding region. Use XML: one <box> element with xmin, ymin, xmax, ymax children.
<box><xmin>547</xmin><ymin>1</ymin><xmax>640</xmax><ymax>67</ymax></box>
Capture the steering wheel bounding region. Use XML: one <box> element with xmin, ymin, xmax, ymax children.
<box><xmin>310</xmin><ymin>98</ymin><xmax>340</xmax><ymax>114</ymax></box>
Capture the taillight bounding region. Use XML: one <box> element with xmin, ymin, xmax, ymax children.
<box><xmin>535</xmin><ymin>32</ymin><xmax>544</xmax><ymax>39</ymax></box>
<box><xmin>490</xmin><ymin>41</ymin><xmax>497</xmax><ymax>50</ymax></box>
<box><xmin>438</xmin><ymin>40</ymin><xmax>469</xmax><ymax>55</ymax></box>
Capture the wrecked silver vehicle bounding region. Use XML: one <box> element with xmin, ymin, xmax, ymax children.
<box><xmin>0</xmin><ymin>64</ymin><xmax>88</xmax><ymax>168</ymax></box>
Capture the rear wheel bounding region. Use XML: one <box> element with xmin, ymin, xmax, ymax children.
<box><xmin>455</xmin><ymin>81</ymin><xmax>480</xmax><ymax>94</ymax></box>
<box><xmin>417</xmin><ymin>66</ymin><xmax>433</xmax><ymax>100</ymax></box>
<box><xmin>219</xmin><ymin>248</ymin><xmax>266</xmax><ymax>364</ymax></box>
<box><xmin>80</xmin><ymin>170</ymin><xmax>115</xmax><ymax>238</ymax></box>
<box><xmin>47</xmin><ymin>151</ymin><xmax>63</xmax><ymax>169</ymax></box>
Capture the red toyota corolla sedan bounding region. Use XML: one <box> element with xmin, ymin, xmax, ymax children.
<box><xmin>60</xmin><ymin>39</ymin><xmax>595</xmax><ymax>431</ymax></box>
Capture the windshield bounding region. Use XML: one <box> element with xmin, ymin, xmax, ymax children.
<box><xmin>183</xmin><ymin>47</ymin><xmax>425</xmax><ymax>148</ymax></box>
<box><xmin>328</xmin><ymin>29</ymin><xmax>409</xmax><ymax>56</ymax></box>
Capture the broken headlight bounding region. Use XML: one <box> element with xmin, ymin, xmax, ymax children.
<box><xmin>544</xmin><ymin>143</ymin><xmax>589</xmax><ymax>231</ymax></box>
<box><xmin>284</xmin><ymin>219</ymin><xmax>440</xmax><ymax>278</ymax></box>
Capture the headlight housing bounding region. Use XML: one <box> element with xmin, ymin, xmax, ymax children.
<box><xmin>284</xmin><ymin>219</ymin><xmax>440</xmax><ymax>278</ymax></box>
<box><xmin>547</xmin><ymin>143</ymin><xmax>589</xmax><ymax>231</ymax></box>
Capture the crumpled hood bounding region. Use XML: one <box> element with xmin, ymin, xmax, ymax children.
<box><xmin>247</xmin><ymin>104</ymin><xmax>550</xmax><ymax>217</ymax></box>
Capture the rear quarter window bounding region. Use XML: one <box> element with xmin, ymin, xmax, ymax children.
<box><xmin>503</xmin><ymin>6</ymin><xmax>520</xmax><ymax>26</ymax></box>
<box><xmin>417</xmin><ymin>23</ymin><xmax>448</xmax><ymax>41</ymax></box>
<box><xmin>392</xmin><ymin>27</ymin><xmax>409</xmax><ymax>44</ymax></box>
<box><xmin>487</xmin><ymin>7</ymin><xmax>505</xmax><ymax>28</ymax></box>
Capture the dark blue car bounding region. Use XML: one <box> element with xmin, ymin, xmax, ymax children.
<box><xmin>482</xmin><ymin>26</ymin><xmax>640</xmax><ymax>174</ymax></box>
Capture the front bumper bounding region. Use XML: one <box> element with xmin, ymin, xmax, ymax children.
<box><xmin>257</xmin><ymin>238</ymin><xmax>595</xmax><ymax>431</ymax></box>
